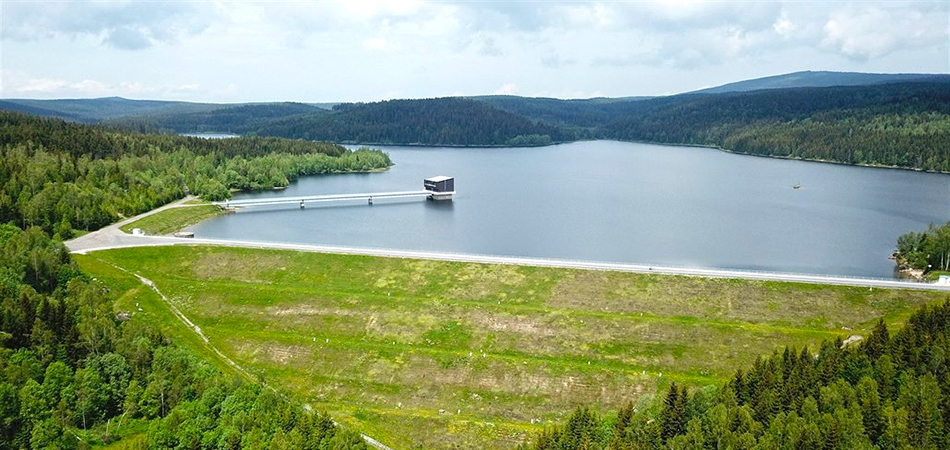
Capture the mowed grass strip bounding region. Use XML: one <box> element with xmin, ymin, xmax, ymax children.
<box><xmin>119</xmin><ymin>204</ymin><xmax>223</xmax><ymax>235</ymax></box>
<box><xmin>80</xmin><ymin>245</ymin><xmax>948</xmax><ymax>450</ymax></box>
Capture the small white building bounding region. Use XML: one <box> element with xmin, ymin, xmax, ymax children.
<box><xmin>424</xmin><ymin>176</ymin><xmax>455</xmax><ymax>201</ymax></box>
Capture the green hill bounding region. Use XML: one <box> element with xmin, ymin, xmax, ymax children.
<box><xmin>253</xmin><ymin>97</ymin><xmax>571</xmax><ymax>146</ymax></box>
<box><xmin>105</xmin><ymin>102</ymin><xmax>329</xmax><ymax>134</ymax></box>
<box><xmin>605</xmin><ymin>81</ymin><xmax>950</xmax><ymax>171</ymax></box>
<box><xmin>0</xmin><ymin>96</ymin><xmax>225</xmax><ymax>122</ymax></box>
<box><xmin>3</xmin><ymin>72</ymin><xmax>949</xmax><ymax>170</ymax></box>
<box><xmin>692</xmin><ymin>70</ymin><xmax>950</xmax><ymax>94</ymax></box>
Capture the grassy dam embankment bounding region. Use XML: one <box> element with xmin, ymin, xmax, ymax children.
<box><xmin>76</xmin><ymin>245</ymin><xmax>948</xmax><ymax>450</ymax></box>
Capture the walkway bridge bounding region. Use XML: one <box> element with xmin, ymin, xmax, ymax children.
<box><xmin>215</xmin><ymin>176</ymin><xmax>455</xmax><ymax>210</ymax></box>
<box><xmin>215</xmin><ymin>190</ymin><xmax>450</xmax><ymax>209</ymax></box>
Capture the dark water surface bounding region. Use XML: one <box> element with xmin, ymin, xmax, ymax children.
<box><xmin>191</xmin><ymin>141</ymin><xmax>949</xmax><ymax>278</ymax></box>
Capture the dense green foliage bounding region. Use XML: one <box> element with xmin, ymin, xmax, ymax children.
<box><xmin>0</xmin><ymin>224</ymin><xmax>368</xmax><ymax>449</ymax></box>
<box><xmin>4</xmin><ymin>76</ymin><xmax>949</xmax><ymax>171</ymax></box>
<box><xmin>521</xmin><ymin>301</ymin><xmax>950</xmax><ymax>450</ymax></box>
<box><xmin>0</xmin><ymin>111</ymin><xmax>390</xmax><ymax>237</ymax></box>
<box><xmin>105</xmin><ymin>103</ymin><xmax>329</xmax><ymax>135</ymax></box>
<box><xmin>605</xmin><ymin>82</ymin><xmax>950</xmax><ymax>172</ymax></box>
<box><xmin>0</xmin><ymin>97</ymin><xmax>224</xmax><ymax>123</ymax></box>
<box><xmin>897</xmin><ymin>222</ymin><xmax>950</xmax><ymax>273</ymax></box>
<box><xmin>254</xmin><ymin>97</ymin><xmax>572</xmax><ymax>146</ymax></box>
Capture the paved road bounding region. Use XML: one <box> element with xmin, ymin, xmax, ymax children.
<box><xmin>68</xmin><ymin>209</ymin><xmax>949</xmax><ymax>291</ymax></box>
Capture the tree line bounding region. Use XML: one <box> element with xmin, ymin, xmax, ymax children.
<box><xmin>519</xmin><ymin>299</ymin><xmax>950</xmax><ymax>450</ymax></box>
<box><xmin>0</xmin><ymin>111</ymin><xmax>391</xmax><ymax>238</ymax></box>
<box><xmin>897</xmin><ymin>222</ymin><xmax>950</xmax><ymax>274</ymax></box>
<box><xmin>5</xmin><ymin>82</ymin><xmax>949</xmax><ymax>171</ymax></box>
<box><xmin>603</xmin><ymin>82</ymin><xmax>950</xmax><ymax>172</ymax></box>
<box><xmin>0</xmin><ymin>224</ymin><xmax>369</xmax><ymax>449</ymax></box>
<box><xmin>247</xmin><ymin>97</ymin><xmax>573</xmax><ymax>146</ymax></box>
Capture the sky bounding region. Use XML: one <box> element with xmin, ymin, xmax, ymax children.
<box><xmin>1</xmin><ymin>0</ymin><xmax>948</xmax><ymax>103</ymax></box>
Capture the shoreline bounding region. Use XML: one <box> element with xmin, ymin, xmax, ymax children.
<box><xmin>186</xmin><ymin>130</ymin><xmax>949</xmax><ymax>175</ymax></box>
<box><xmin>341</xmin><ymin>138</ymin><xmax>950</xmax><ymax>175</ymax></box>
<box><xmin>67</xmin><ymin>232</ymin><xmax>950</xmax><ymax>292</ymax></box>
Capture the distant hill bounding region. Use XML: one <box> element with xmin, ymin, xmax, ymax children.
<box><xmin>469</xmin><ymin>95</ymin><xmax>651</xmax><ymax>129</ymax></box>
<box><xmin>0</xmin><ymin>97</ymin><xmax>226</xmax><ymax>122</ymax></box>
<box><xmin>606</xmin><ymin>81</ymin><xmax>950</xmax><ymax>171</ymax></box>
<box><xmin>692</xmin><ymin>71</ymin><xmax>950</xmax><ymax>94</ymax></box>
<box><xmin>2</xmin><ymin>72</ymin><xmax>948</xmax><ymax>170</ymax></box>
<box><xmin>253</xmin><ymin>97</ymin><xmax>571</xmax><ymax>146</ymax></box>
<box><xmin>105</xmin><ymin>102</ymin><xmax>330</xmax><ymax>134</ymax></box>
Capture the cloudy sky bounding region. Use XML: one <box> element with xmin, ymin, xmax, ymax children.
<box><xmin>1</xmin><ymin>0</ymin><xmax>947</xmax><ymax>102</ymax></box>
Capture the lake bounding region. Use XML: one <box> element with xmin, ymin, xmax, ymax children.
<box><xmin>191</xmin><ymin>140</ymin><xmax>949</xmax><ymax>278</ymax></box>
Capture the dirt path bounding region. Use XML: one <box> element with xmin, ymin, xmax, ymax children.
<box><xmin>105</xmin><ymin>258</ymin><xmax>398</xmax><ymax>450</ymax></box>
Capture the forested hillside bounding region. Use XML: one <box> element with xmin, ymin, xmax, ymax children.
<box><xmin>254</xmin><ymin>97</ymin><xmax>573</xmax><ymax>146</ymax></box>
<box><xmin>0</xmin><ymin>225</ymin><xmax>369</xmax><ymax>449</ymax></box>
<box><xmin>605</xmin><ymin>82</ymin><xmax>950</xmax><ymax>172</ymax></box>
<box><xmin>4</xmin><ymin>74</ymin><xmax>950</xmax><ymax>171</ymax></box>
<box><xmin>0</xmin><ymin>97</ymin><xmax>224</xmax><ymax>123</ymax></box>
<box><xmin>105</xmin><ymin>103</ymin><xmax>329</xmax><ymax>134</ymax></box>
<box><xmin>521</xmin><ymin>300</ymin><xmax>950</xmax><ymax>450</ymax></box>
<box><xmin>690</xmin><ymin>71</ymin><xmax>949</xmax><ymax>94</ymax></box>
<box><xmin>470</xmin><ymin>95</ymin><xmax>650</xmax><ymax>129</ymax></box>
<box><xmin>0</xmin><ymin>111</ymin><xmax>391</xmax><ymax>237</ymax></box>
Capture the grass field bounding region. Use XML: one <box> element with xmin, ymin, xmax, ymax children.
<box><xmin>118</xmin><ymin>204</ymin><xmax>223</xmax><ymax>235</ymax></box>
<box><xmin>76</xmin><ymin>245</ymin><xmax>948</xmax><ymax>450</ymax></box>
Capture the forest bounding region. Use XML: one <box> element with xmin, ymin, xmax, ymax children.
<box><xmin>897</xmin><ymin>222</ymin><xmax>950</xmax><ymax>274</ymax></box>
<box><xmin>0</xmin><ymin>111</ymin><xmax>387</xmax><ymax>449</ymax></box>
<box><xmin>105</xmin><ymin>103</ymin><xmax>329</xmax><ymax>135</ymax></box>
<box><xmin>0</xmin><ymin>224</ymin><xmax>368</xmax><ymax>449</ymax></box>
<box><xmin>4</xmin><ymin>79</ymin><xmax>949</xmax><ymax>171</ymax></box>
<box><xmin>0</xmin><ymin>111</ymin><xmax>391</xmax><ymax>238</ymax></box>
<box><xmin>519</xmin><ymin>299</ymin><xmax>950</xmax><ymax>450</ymax></box>
<box><xmin>253</xmin><ymin>97</ymin><xmax>573</xmax><ymax>146</ymax></box>
<box><xmin>603</xmin><ymin>82</ymin><xmax>950</xmax><ymax>172</ymax></box>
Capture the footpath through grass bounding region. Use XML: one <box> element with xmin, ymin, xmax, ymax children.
<box><xmin>118</xmin><ymin>204</ymin><xmax>222</xmax><ymax>235</ymax></box>
<box><xmin>77</xmin><ymin>245</ymin><xmax>948</xmax><ymax>450</ymax></box>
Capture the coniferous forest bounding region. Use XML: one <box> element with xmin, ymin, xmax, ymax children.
<box><xmin>0</xmin><ymin>111</ymin><xmax>391</xmax><ymax>238</ymax></box>
<box><xmin>0</xmin><ymin>111</ymin><xmax>389</xmax><ymax>449</ymax></box>
<box><xmin>0</xmin><ymin>224</ymin><xmax>368</xmax><ymax>449</ymax></box>
<box><xmin>14</xmin><ymin>79</ymin><xmax>945</xmax><ymax>172</ymax></box>
<box><xmin>896</xmin><ymin>222</ymin><xmax>950</xmax><ymax>274</ymax></box>
<box><xmin>520</xmin><ymin>301</ymin><xmax>950</xmax><ymax>450</ymax></box>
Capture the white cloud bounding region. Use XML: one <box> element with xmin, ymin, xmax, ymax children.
<box><xmin>541</xmin><ymin>55</ymin><xmax>577</xmax><ymax>68</ymax></box>
<box><xmin>773</xmin><ymin>13</ymin><xmax>795</xmax><ymax>38</ymax></box>
<box><xmin>1</xmin><ymin>71</ymin><xmax>196</xmax><ymax>98</ymax></box>
<box><xmin>494</xmin><ymin>83</ymin><xmax>518</xmax><ymax>95</ymax></box>
<box><xmin>17</xmin><ymin>77</ymin><xmax>70</xmax><ymax>94</ymax></box>
<box><xmin>0</xmin><ymin>1</ymin><xmax>946</xmax><ymax>102</ymax></box>
<box><xmin>363</xmin><ymin>38</ymin><xmax>388</xmax><ymax>50</ymax></box>
<box><xmin>821</xmin><ymin>5</ymin><xmax>948</xmax><ymax>60</ymax></box>
<box><xmin>1</xmin><ymin>0</ymin><xmax>219</xmax><ymax>49</ymax></box>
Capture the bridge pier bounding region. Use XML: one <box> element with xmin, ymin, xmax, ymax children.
<box><xmin>368</xmin><ymin>197</ymin><xmax>374</xmax><ymax>205</ymax></box>
<box><xmin>300</xmin><ymin>200</ymin><xmax>305</xmax><ymax>209</ymax></box>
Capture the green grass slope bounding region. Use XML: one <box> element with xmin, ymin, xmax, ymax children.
<box><xmin>77</xmin><ymin>245</ymin><xmax>946</xmax><ymax>450</ymax></box>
